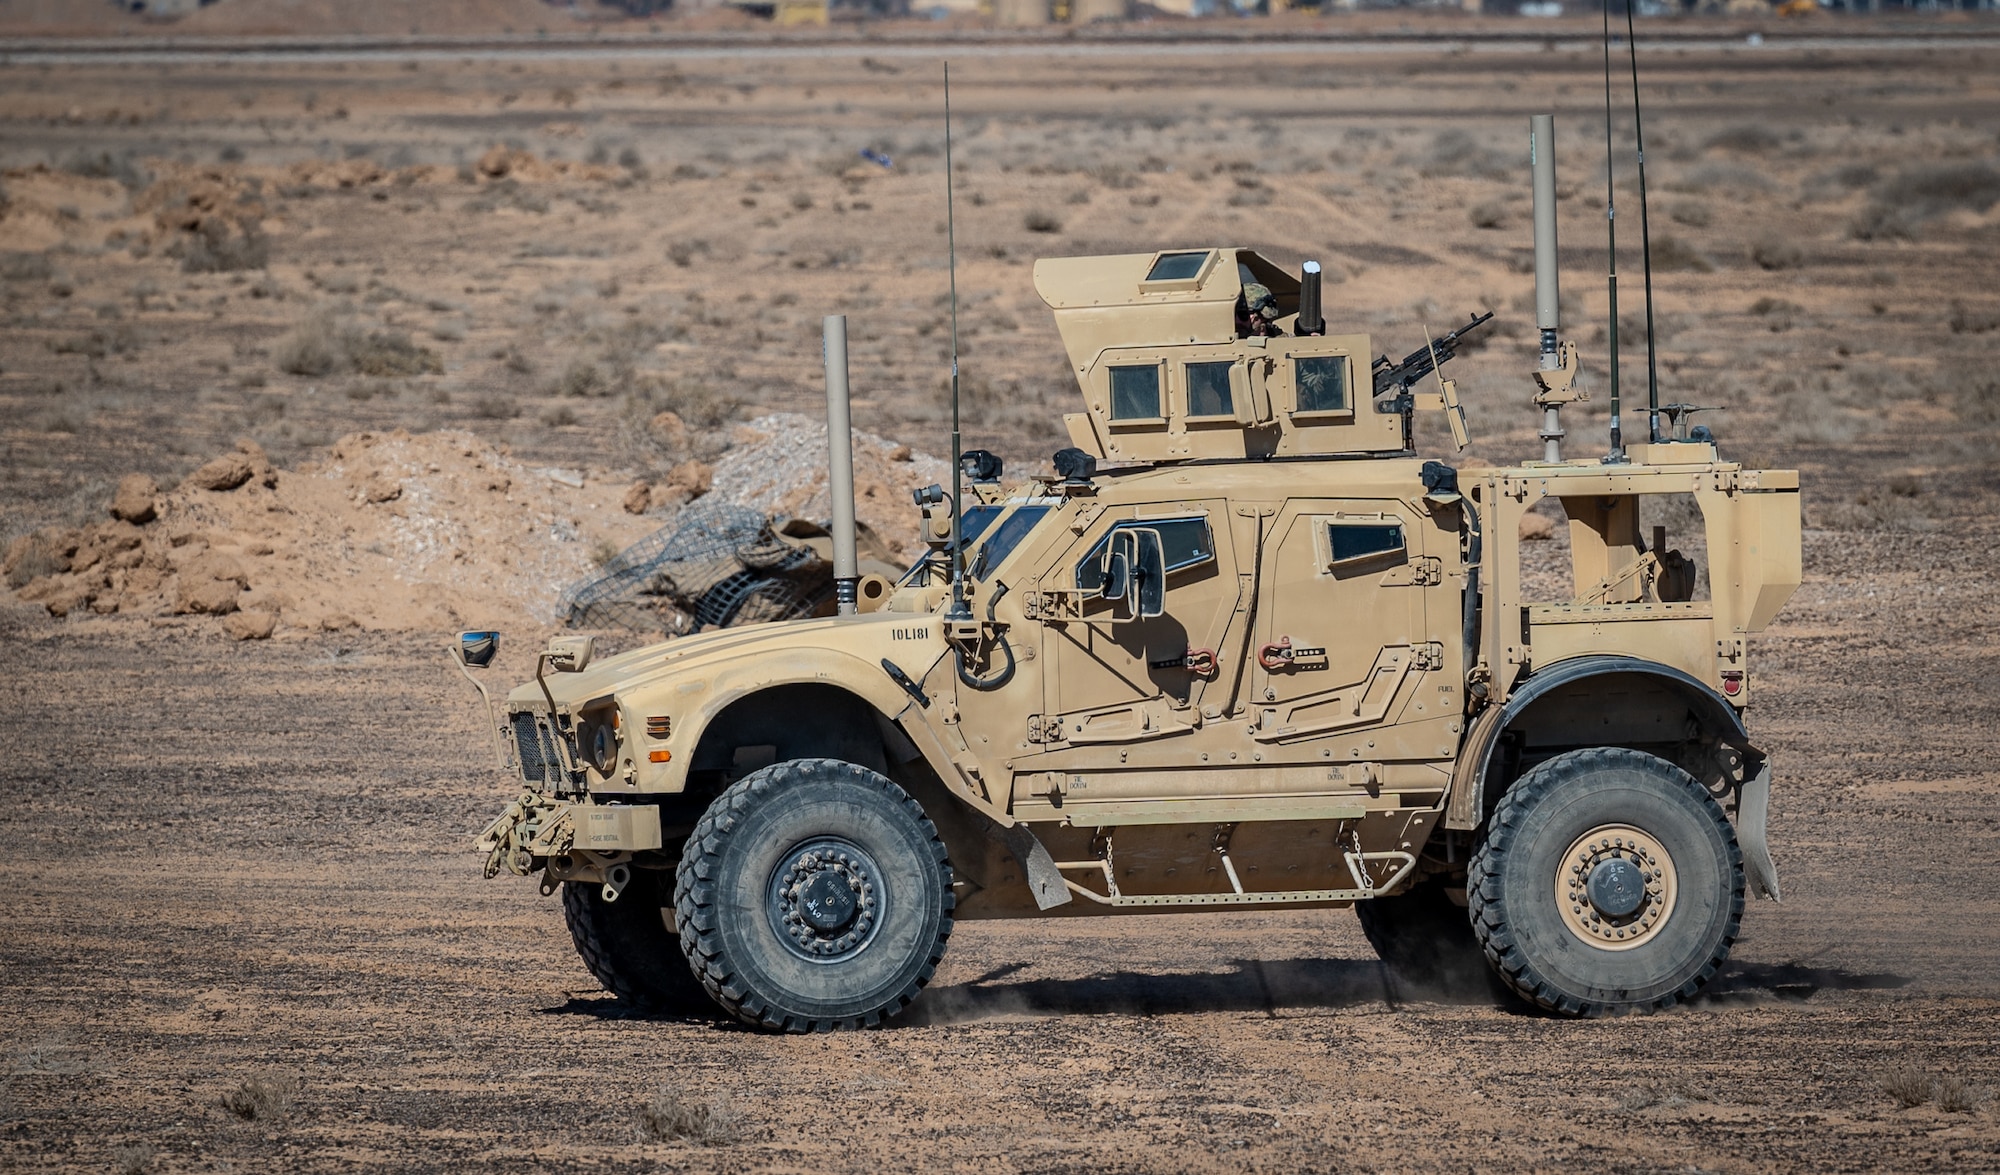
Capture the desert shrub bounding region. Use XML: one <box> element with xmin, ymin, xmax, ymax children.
<box><xmin>114</xmin><ymin>1144</ymin><xmax>155</xmax><ymax>1175</ymax></box>
<box><xmin>557</xmin><ymin>358</ymin><xmax>613</xmax><ymax>398</ymax></box>
<box><xmin>1677</xmin><ymin>164</ymin><xmax>1772</xmax><ymax>194</ymax></box>
<box><xmin>1948</xmin><ymin>301</ymin><xmax>1999</xmax><ymax>335</ymax></box>
<box><xmin>1853</xmin><ymin>162</ymin><xmax>2000</xmax><ymax>241</ymax></box>
<box><xmin>0</xmin><ymin>251</ymin><xmax>54</xmax><ymax>282</ymax></box>
<box><xmin>1023</xmin><ymin>209</ymin><xmax>1062</xmax><ymax>234</ymax></box>
<box><xmin>1704</xmin><ymin>124</ymin><xmax>1783</xmax><ymax>155</ymax></box>
<box><xmin>1469</xmin><ymin>201</ymin><xmax>1508</xmax><ymax>230</ymax></box>
<box><xmin>637</xmin><ymin>1085</ymin><xmax>742</xmax><ymax>1146</ymax></box>
<box><xmin>59</xmin><ymin>148</ymin><xmax>147</xmax><ymax>189</ymax></box>
<box><xmin>1416</xmin><ymin>128</ymin><xmax>1509</xmax><ymax>180</ymax></box>
<box><xmin>542</xmin><ymin>404</ymin><xmax>579</xmax><ymax>427</ymax></box>
<box><xmin>5</xmin><ymin>531</ymin><xmax>72</xmax><ymax>588</ymax></box>
<box><xmin>1648</xmin><ymin>235</ymin><xmax>1712</xmax><ymax>273</ymax></box>
<box><xmin>349</xmin><ymin>331</ymin><xmax>441</xmax><ymax>377</ymax></box>
<box><xmin>220</xmin><ymin>1074</ymin><xmax>298</xmax><ymax>1122</ymax></box>
<box><xmin>472</xmin><ymin>394</ymin><xmax>519</xmax><ymax>419</ymax></box>
<box><xmin>1749</xmin><ymin>297</ymin><xmax>1804</xmax><ymax>317</ymax></box>
<box><xmin>1937</xmin><ymin>1074</ymin><xmax>1985</xmax><ymax>1114</ymax></box>
<box><xmin>275</xmin><ymin>311</ymin><xmax>344</xmax><ymax>377</ymax></box>
<box><xmin>178</xmin><ymin>219</ymin><xmax>269</xmax><ymax>273</ymax></box>
<box><xmin>1749</xmin><ymin>236</ymin><xmax>1804</xmax><ymax>271</ymax></box>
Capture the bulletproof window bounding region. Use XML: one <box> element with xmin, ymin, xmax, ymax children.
<box><xmin>1076</xmin><ymin>517</ymin><xmax>1213</xmax><ymax>591</ymax></box>
<box><xmin>968</xmin><ymin>504</ymin><xmax>1054</xmax><ymax>581</ymax></box>
<box><xmin>1185</xmin><ymin>361</ymin><xmax>1235</xmax><ymax>418</ymax></box>
<box><xmin>1109</xmin><ymin>364</ymin><xmax>1163</xmax><ymax>421</ymax></box>
<box><xmin>1145</xmin><ymin>251</ymin><xmax>1211</xmax><ymax>283</ymax></box>
<box><xmin>1294</xmin><ymin>355</ymin><xmax>1350</xmax><ymax>414</ymax></box>
<box><xmin>1327</xmin><ymin>520</ymin><xmax>1405</xmax><ymax>565</ymax></box>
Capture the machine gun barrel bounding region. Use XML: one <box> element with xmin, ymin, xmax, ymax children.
<box><xmin>1371</xmin><ymin>311</ymin><xmax>1495</xmax><ymax>397</ymax></box>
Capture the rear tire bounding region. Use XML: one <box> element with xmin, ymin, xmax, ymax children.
<box><xmin>674</xmin><ymin>758</ymin><xmax>953</xmax><ymax>1032</ymax></box>
<box><xmin>1468</xmin><ymin>746</ymin><xmax>1743</xmax><ymax>1016</ymax></box>
<box><xmin>1356</xmin><ymin>877</ymin><xmax>1509</xmax><ymax>1003</ymax></box>
<box><xmin>562</xmin><ymin>869</ymin><xmax>709</xmax><ymax>1013</ymax></box>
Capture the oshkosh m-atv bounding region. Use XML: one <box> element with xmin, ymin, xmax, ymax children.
<box><xmin>462</xmin><ymin>191</ymin><xmax>1800</xmax><ymax>1031</ymax></box>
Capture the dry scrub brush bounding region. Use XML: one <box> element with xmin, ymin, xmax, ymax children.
<box><xmin>219</xmin><ymin>1073</ymin><xmax>299</xmax><ymax>1123</ymax></box>
<box><xmin>637</xmin><ymin>1084</ymin><xmax>742</xmax><ymax>1146</ymax></box>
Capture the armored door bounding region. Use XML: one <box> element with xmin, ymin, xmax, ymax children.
<box><xmin>1250</xmin><ymin>499</ymin><xmax>1452</xmax><ymax>765</ymax></box>
<box><xmin>1037</xmin><ymin>502</ymin><xmax>1242</xmax><ymax>755</ymax></box>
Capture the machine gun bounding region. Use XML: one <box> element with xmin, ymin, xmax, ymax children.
<box><xmin>1371</xmin><ymin>311</ymin><xmax>1496</xmax><ymax>403</ymax></box>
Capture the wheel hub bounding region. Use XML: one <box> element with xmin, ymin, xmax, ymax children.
<box><xmin>1555</xmin><ymin>824</ymin><xmax>1678</xmax><ymax>952</ymax></box>
<box><xmin>768</xmin><ymin>838</ymin><xmax>882</xmax><ymax>962</ymax></box>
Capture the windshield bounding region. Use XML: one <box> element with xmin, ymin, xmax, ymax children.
<box><xmin>897</xmin><ymin>503</ymin><xmax>1005</xmax><ymax>587</ymax></box>
<box><xmin>897</xmin><ymin>501</ymin><xmax>1056</xmax><ymax>587</ymax></box>
<box><xmin>969</xmin><ymin>504</ymin><xmax>1055</xmax><ymax>581</ymax></box>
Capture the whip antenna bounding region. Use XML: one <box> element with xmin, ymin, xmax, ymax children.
<box><xmin>1624</xmin><ymin>0</ymin><xmax>1661</xmax><ymax>444</ymax></box>
<box><xmin>943</xmin><ymin>62</ymin><xmax>968</xmax><ymax>616</ymax></box>
<box><xmin>1600</xmin><ymin>0</ymin><xmax>1624</xmax><ymax>461</ymax></box>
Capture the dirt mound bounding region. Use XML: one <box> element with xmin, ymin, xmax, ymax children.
<box><xmin>708</xmin><ymin>413</ymin><xmax>949</xmax><ymax>562</ymax></box>
<box><xmin>4</xmin><ymin>419</ymin><xmax>946</xmax><ymax>638</ymax></box>
<box><xmin>4</xmin><ymin>432</ymin><xmax>653</xmax><ymax>638</ymax></box>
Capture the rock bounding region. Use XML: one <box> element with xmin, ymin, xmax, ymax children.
<box><xmin>320</xmin><ymin>613</ymin><xmax>356</xmax><ymax>632</ymax></box>
<box><xmin>623</xmin><ymin>481</ymin><xmax>655</xmax><ymax>515</ymax></box>
<box><xmin>183</xmin><ymin>551</ymin><xmax>249</xmax><ymax>587</ymax></box>
<box><xmin>886</xmin><ymin>444</ymin><xmax>912</xmax><ymax>463</ymax></box>
<box><xmin>667</xmin><ymin>459</ymin><xmax>713</xmax><ymax>499</ymax></box>
<box><xmin>223</xmin><ymin>610</ymin><xmax>276</xmax><ymax>641</ymax></box>
<box><xmin>110</xmin><ymin>473</ymin><xmax>160</xmax><ymax>524</ymax></box>
<box><xmin>363</xmin><ymin>475</ymin><xmax>403</xmax><ymax>504</ymax></box>
<box><xmin>184</xmin><ymin>453</ymin><xmax>255</xmax><ymax>492</ymax></box>
<box><xmin>88</xmin><ymin>594</ymin><xmax>119</xmax><ymax>615</ymax></box>
<box><xmin>1519</xmin><ymin>512</ymin><xmax>1558</xmax><ymax>541</ymax></box>
<box><xmin>43</xmin><ymin>581</ymin><xmax>94</xmax><ymax>617</ymax></box>
<box><xmin>175</xmin><ymin>577</ymin><xmax>242</xmax><ymax>616</ymax></box>
<box><xmin>68</xmin><ymin>520</ymin><xmax>144</xmax><ymax>576</ymax></box>
<box><xmin>647</xmin><ymin>411</ymin><xmax>689</xmax><ymax>453</ymax></box>
<box><xmin>235</xmin><ymin>438</ymin><xmax>278</xmax><ymax>488</ymax></box>
<box><xmin>125</xmin><ymin>563</ymin><xmax>165</xmax><ymax>595</ymax></box>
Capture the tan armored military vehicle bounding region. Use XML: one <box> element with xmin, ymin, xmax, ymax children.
<box><xmin>461</xmin><ymin>135</ymin><xmax>1800</xmax><ymax>1030</ymax></box>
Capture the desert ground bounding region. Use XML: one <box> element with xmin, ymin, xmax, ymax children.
<box><xmin>2</xmin><ymin>13</ymin><xmax>2000</xmax><ymax>1172</ymax></box>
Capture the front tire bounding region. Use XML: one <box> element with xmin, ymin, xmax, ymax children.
<box><xmin>1468</xmin><ymin>747</ymin><xmax>1744</xmax><ymax>1016</ymax></box>
<box><xmin>562</xmin><ymin>869</ymin><xmax>710</xmax><ymax>1013</ymax></box>
<box><xmin>674</xmin><ymin>759</ymin><xmax>954</xmax><ymax>1032</ymax></box>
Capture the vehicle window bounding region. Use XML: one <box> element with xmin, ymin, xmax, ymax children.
<box><xmin>1145</xmin><ymin>251</ymin><xmax>1210</xmax><ymax>282</ymax></box>
<box><xmin>1075</xmin><ymin>517</ymin><xmax>1214</xmax><ymax>591</ymax></box>
<box><xmin>1109</xmin><ymin>365</ymin><xmax>1162</xmax><ymax>421</ymax></box>
<box><xmin>1186</xmin><ymin>361</ymin><xmax>1235</xmax><ymax>418</ymax></box>
<box><xmin>1328</xmin><ymin>520</ymin><xmax>1405</xmax><ymax>565</ymax></box>
<box><xmin>969</xmin><ymin>505</ymin><xmax>1054</xmax><ymax>581</ymax></box>
<box><xmin>1295</xmin><ymin>355</ymin><xmax>1349</xmax><ymax>414</ymax></box>
<box><xmin>898</xmin><ymin>503</ymin><xmax>1005</xmax><ymax>585</ymax></box>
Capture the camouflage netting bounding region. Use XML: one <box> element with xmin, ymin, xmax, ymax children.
<box><xmin>560</xmin><ymin>499</ymin><xmax>847</xmax><ymax>633</ymax></box>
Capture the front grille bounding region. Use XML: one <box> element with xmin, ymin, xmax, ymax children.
<box><xmin>511</xmin><ymin>711</ymin><xmax>568</xmax><ymax>789</ymax></box>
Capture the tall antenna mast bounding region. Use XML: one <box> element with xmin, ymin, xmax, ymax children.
<box><xmin>1600</xmin><ymin>0</ymin><xmax>1624</xmax><ymax>461</ymax></box>
<box><xmin>1625</xmin><ymin>0</ymin><xmax>1661</xmax><ymax>444</ymax></box>
<box><xmin>944</xmin><ymin>58</ymin><xmax>968</xmax><ymax>615</ymax></box>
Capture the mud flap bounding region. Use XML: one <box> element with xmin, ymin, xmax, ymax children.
<box><xmin>1737</xmin><ymin>762</ymin><xmax>1781</xmax><ymax>901</ymax></box>
<box><xmin>1002</xmin><ymin>824</ymin><xmax>1072</xmax><ymax>910</ymax></box>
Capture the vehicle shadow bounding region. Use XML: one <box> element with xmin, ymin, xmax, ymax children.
<box><xmin>901</xmin><ymin>957</ymin><xmax>1408</xmax><ymax>1026</ymax></box>
<box><xmin>536</xmin><ymin>956</ymin><xmax>1916</xmax><ymax>1027</ymax></box>
<box><xmin>1694</xmin><ymin>959</ymin><xmax>1914</xmax><ymax>1005</ymax></box>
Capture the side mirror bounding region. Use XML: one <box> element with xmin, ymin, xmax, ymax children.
<box><xmin>1131</xmin><ymin>527</ymin><xmax>1166</xmax><ymax>619</ymax></box>
<box><xmin>1099</xmin><ymin>530</ymin><xmax>1136</xmax><ymax>618</ymax></box>
<box><xmin>544</xmin><ymin>635</ymin><xmax>595</xmax><ymax>674</ymax></box>
<box><xmin>455</xmin><ymin>630</ymin><xmax>500</xmax><ymax>669</ymax></box>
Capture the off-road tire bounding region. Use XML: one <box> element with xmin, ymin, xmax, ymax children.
<box><xmin>673</xmin><ymin>758</ymin><xmax>954</xmax><ymax>1032</ymax></box>
<box><xmin>1468</xmin><ymin>746</ymin><xmax>1743</xmax><ymax>1016</ymax></box>
<box><xmin>562</xmin><ymin>869</ymin><xmax>709</xmax><ymax>1013</ymax></box>
<box><xmin>1356</xmin><ymin>877</ymin><xmax>1510</xmax><ymax>1003</ymax></box>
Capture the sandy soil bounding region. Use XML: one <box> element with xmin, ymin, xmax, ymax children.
<box><xmin>2</xmin><ymin>19</ymin><xmax>1999</xmax><ymax>1173</ymax></box>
